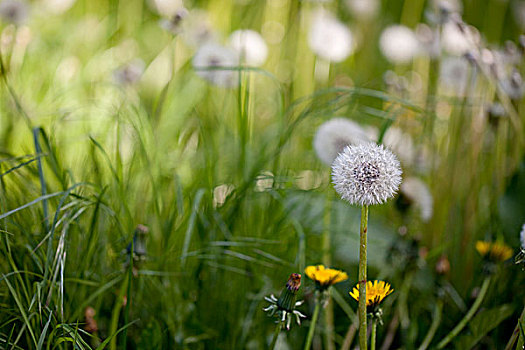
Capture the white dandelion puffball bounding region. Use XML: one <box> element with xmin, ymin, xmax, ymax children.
<box><xmin>441</xmin><ymin>21</ymin><xmax>477</xmax><ymax>56</ymax></box>
<box><xmin>379</xmin><ymin>25</ymin><xmax>420</xmax><ymax>64</ymax></box>
<box><xmin>345</xmin><ymin>0</ymin><xmax>380</xmax><ymax>19</ymax></box>
<box><xmin>314</xmin><ymin>118</ymin><xmax>370</xmax><ymax>165</ymax></box>
<box><xmin>0</xmin><ymin>0</ymin><xmax>29</xmax><ymax>24</ymax></box>
<box><xmin>520</xmin><ymin>224</ymin><xmax>525</xmax><ymax>250</ymax></box>
<box><xmin>180</xmin><ymin>10</ymin><xmax>216</xmax><ymax>48</ymax></box>
<box><xmin>308</xmin><ymin>10</ymin><xmax>354</xmax><ymax>63</ymax></box>
<box><xmin>439</xmin><ymin>56</ymin><xmax>469</xmax><ymax>96</ymax></box>
<box><xmin>228</xmin><ymin>29</ymin><xmax>268</xmax><ymax>67</ymax></box>
<box><xmin>400</xmin><ymin>177</ymin><xmax>433</xmax><ymax>222</ymax></box>
<box><xmin>332</xmin><ymin>143</ymin><xmax>402</xmax><ymax>206</ymax></box>
<box><xmin>113</xmin><ymin>59</ymin><xmax>145</xmax><ymax>86</ymax></box>
<box><xmin>148</xmin><ymin>0</ymin><xmax>183</xmax><ymax>17</ymax></box>
<box><xmin>192</xmin><ymin>42</ymin><xmax>239</xmax><ymax>87</ymax></box>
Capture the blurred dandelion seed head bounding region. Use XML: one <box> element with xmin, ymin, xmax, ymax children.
<box><xmin>113</xmin><ymin>59</ymin><xmax>145</xmax><ymax>86</ymax></box>
<box><xmin>345</xmin><ymin>0</ymin><xmax>380</xmax><ymax>19</ymax></box>
<box><xmin>228</xmin><ymin>29</ymin><xmax>268</xmax><ymax>67</ymax></box>
<box><xmin>500</xmin><ymin>70</ymin><xmax>524</xmax><ymax>100</ymax></box>
<box><xmin>181</xmin><ymin>10</ymin><xmax>217</xmax><ymax>48</ymax></box>
<box><xmin>308</xmin><ymin>10</ymin><xmax>354</xmax><ymax>63</ymax></box>
<box><xmin>0</xmin><ymin>0</ymin><xmax>29</xmax><ymax>25</ymax></box>
<box><xmin>442</xmin><ymin>21</ymin><xmax>479</xmax><ymax>56</ymax></box>
<box><xmin>379</xmin><ymin>25</ymin><xmax>420</xmax><ymax>64</ymax></box>
<box><xmin>332</xmin><ymin>142</ymin><xmax>402</xmax><ymax>206</ymax></box>
<box><xmin>314</xmin><ymin>118</ymin><xmax>370</xmax><ymax>165</ymax></box>
<box><xmin>149</xmin><ymin>0</ymin><xmax>184</xmax><ymax>17</ymax></box>
<box><xmin>159</xmin><ymin>7</ymin><xmax>189</xmax><ymax>34</ymax></box>
<box><xmin>439</xmin><ymin>56</ymin><xmax>470</xmax><ymax>96</ymax></box>
<box><xmin>400</xmin><ymin>177</ymin><xmax>433</xmax><ymax>222</ymax></box>
<box><xmin>192</xmin><ymin>42</ymin><xmax>239</xmax><ymax>87</ymax></box>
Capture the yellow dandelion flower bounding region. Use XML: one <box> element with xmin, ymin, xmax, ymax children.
<box><xmin>349</xmin><ymin>280</ymin><xmax>394</xmax><ymax>308</ymax></box>
<box><xmin>475</xmin><ymin>241</ymin><xmax>513</xmax><ymax>262</ymax></box>
<box><xmin>305</xmin><ymin>265</ymin><xmax>348</xmax><ymax>290</ymax></box>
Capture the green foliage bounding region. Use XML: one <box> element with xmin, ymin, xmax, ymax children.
<box><xmin>454</xmin><ymin>304</ymin><xmax>514</xmax><ymax>349</ymax></box>
<box><xmin>0</xmin><ymin>0</ymin><xmax>524</xmax><ymax>349</ymax></box>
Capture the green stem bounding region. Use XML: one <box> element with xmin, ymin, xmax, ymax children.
<box><xmin>304</xmin><ymin>295</ymin><xmax>321</xmax><ymax>350</ymax></box>
<box><xmin>359</xmin><ymin>205</ymin><xmax>369</xmax><ymax>350</ymax></box>
<box><xmin>371</xmin><ymin>319</ymin><xmax>377</xmax><ymax>350</ymax></box>
<box><xmin>323</xmin><ymin>194</ymin><xmax>335</xmax><ymax>350</ymax></box>
<box><xmin>269</xmin><ymin>323</ymin><xmax>282</xmax><ymax>350</ymax></box>
<box><xmin>122</xmin><ymin>239</ymin><xmax>133</xmax><ymax>349</ymax></box>
<box><xmin>436</xmin><ymin>276</ymin><xmax>492</xmax><ymax>349</ymax></box>
<box><xmin>418</xmin><ymin>299</ymin><xmax>443</xmax><ymax>350</ymax></box>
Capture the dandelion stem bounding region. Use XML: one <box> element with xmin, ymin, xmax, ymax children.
<box><xmin>269</xmin><ymin>323</ymin><xmax>282</xmax><ymax>350</ymax></box>
<box><xmin>304</xmin><ymin>293</ymin><xmax>321</xmax><ymax>350</ymax></box>
<box><xmin>436</xmin><ymin>276</ymin><xmax>491</xmax><ymax>349</ymax></box>
<box><xmin>323</xmin><ymin>194</ymin><xmax>335</xmax><ymax>350</ymax></box>
<box><xmin>371</xmin><ymin>319</ymin><xmax>377</xmax><ymax>350</ymax></box>
<box><xmin>122</xmin><ymin>239</ymin><xmax>133</xmax><ymax>350</ymax></box>
<box><xmin>359</xmin><ymin>205</ymin><xmax>369</xmax><ymax>350</ymax></box>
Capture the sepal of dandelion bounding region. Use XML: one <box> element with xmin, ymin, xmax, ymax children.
<box><xmin>263</xmin><ymin>273</ymin><xmax>306</xmax><ymax>330</ymax></box>
<box><xmin>515</xmin><ymin>248</ymin><xmax>525</xmax><ymax>270</ymax></box>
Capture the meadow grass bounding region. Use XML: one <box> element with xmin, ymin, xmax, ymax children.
<box><xmin>1</xmin><ymin>0</ymin><xmax>524</xmax><ymax>349</ymax></box>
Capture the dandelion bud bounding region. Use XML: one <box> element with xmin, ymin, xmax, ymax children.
<box><xmin>435</xmin><ymin>255</ymin><xmax>450</xmax><ymax>275</ymax></box>
<box><xmin>263</xmin><ymin>273</ymin><xmax>306</xmax><ymax>330</ymax></box>
<box><xmin>278</xmin><ymin>273</ymin><xmax>301</xmax><ymax>311</ymax></box>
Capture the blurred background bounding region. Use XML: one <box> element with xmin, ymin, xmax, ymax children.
<box><xmin>0</xmin><ymin>0</ymin><xmax>524</xmax><ymax>348</ymax></box>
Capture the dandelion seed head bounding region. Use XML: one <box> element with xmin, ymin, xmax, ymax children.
<box><xmin>192</xmin><ymin>42</ymin><xmax>239</xmax><ymax>87</ymax></box>
<box><xmin>400</xmin><ymin>177</ymin><xmax>433</xmax><ymax>222</ymax></box>
<box><xmin>379</xmin><ymin>25</ymin><xmax>420</xmax><ymax>64</ymax></box>
<box><xmin>159</xmin><ymin>7</ymin><xmax>189</xmax><ymax>34</ymax></box>
<box><xmin>113</xmin><ymin>59</ymin><xmax>145</xmax><ymax>86</ymax></box>
<box><xmin>148</xmin><ymin>0</ymin><xmax>184</xmax><ymax>17</ymax></box>
<box><xmin>180</xmin><ymin>10</ymin><xmax>216</xmax><ymax>48</ymax></box>
<box><xmin>228</xmin><ymin>29</ymin><xmax>268</xmax><ymax>67</ymax></box>
<box><xmin>345</xmin><ymin>0</ymin><xmax>380</xmax><ymax>19</ymax></box>
<box><xmin>314</xmin><ymin>118</ymin><xmax>370</xmax><ymax>165</ymax></box>
<box><xmin>500</xmin><ymin>70</ymin><xmax>524</xmax><ymax>100</ymax></box>
<box><xmin>308</xmin><ymin>10</ymin><xmax>354</xmax><ymax>63</ymax></box>
<box><xmin>442</xmin><ymin>21</ymin><xmax>478</xmax><ymax>56</ymax></box>
<box><xmin>439</xmin><ymin>56</ymin><xmax>470</xmax><ymax>96</ymax></box>
<box><xmin>0</xmin><ymin>0</ymin><xmax>29</xmax><ymax>24</ymax></box>
<box><xmin>332</xmin><ymin>142</ymin><xmax>402</xmax><ymax>206</ymax></box>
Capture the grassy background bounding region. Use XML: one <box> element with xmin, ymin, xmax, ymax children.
<box><xmin>1</xmin><ymin>0</ymin><xmax>524</xmax><ymax>348</ymax></box>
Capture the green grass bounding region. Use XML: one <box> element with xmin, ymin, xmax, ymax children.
<box><xmin>1</xmin><ymin>0</ymin><xmax>525</xmax><ymax>349</ymax></box>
